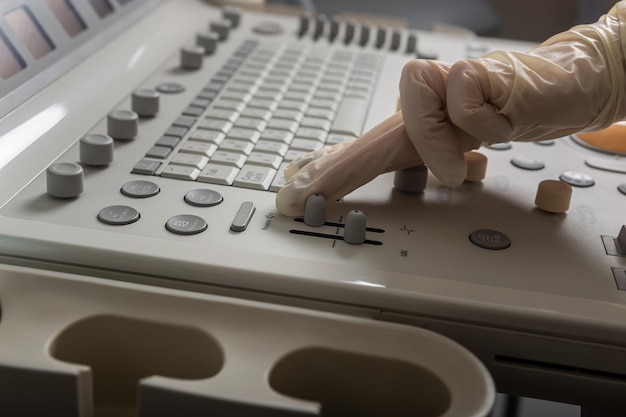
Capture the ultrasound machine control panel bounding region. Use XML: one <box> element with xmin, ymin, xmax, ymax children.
<box><xmin>1</xmin><ymin>0</ymin><xmax>626</xmax><ymax>413</ymax></box>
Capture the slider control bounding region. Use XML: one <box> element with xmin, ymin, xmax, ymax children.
<box><xmin>344</xmin><ymin>210</ymin><xmax>367</xmax><ymax>244</ymax></box>
<box><xmin>304</xmin><ymin>194</ymin><xmax>326</xmax><ymax>227</ymax></box>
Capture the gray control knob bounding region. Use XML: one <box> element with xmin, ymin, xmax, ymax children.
<box><xmin>107</xmin><ymin>110</ymin><xmax>138</xmax><ymax>140</ymax></box>
<box><xmin>210</xmin><ymin>19</ymin><xmax>232</xmax><ymax>41</ymax></box>
<box><xmin>344</xmin><ymin>210</ymin><xmax>367</xmax><ymax>244</ymax></box>
<box><xmin>196</xmin><ymin>31</ymin><xmax>218</xmax><ymax>55</ymax></box>
<box><xmin>131</xmin><ymin>88</ymin><xmax>160</xmax><ymax>117</ymax></box>
<box><xmin>394</xmin><ymin>165</ymin><xmax>428</xmax><ymax>193</ymax></box>
<box><xmin>80</xmin><ymin>134</ymin><xmax>114</xmax><ymax>166</ymax></box>
<box><xmin>180</xmin><ymin>45</ymin><xmax>205</xmax><ymax>70</ymax></box>
<box><xmin>304</xmin><ymin>194</ymin><xmax>326</xmax><ymax>227</ymax></box>
<box><xmin>47</xmin><ymin>162</ymin><xmax>84</xmax><ymax>198</ymax></box>
<box><xmin>223</xmin><ymin>6</ymin><xmax>241</xmax><ymax>28</ymax></box>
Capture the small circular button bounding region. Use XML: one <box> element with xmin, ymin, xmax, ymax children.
<box><xmin>344</xmin><ymin>210</ymin><xmax>367</xmax><ymax>244</ymax></box>
<box><xmin>304</xmin><ymin>194</ymin><xmax>326</xmax><ymax>227</ymax></box>
<box><xmin>465</xmin><ymin>151</ymin><xmax>488</xmax><ymax>182</ymax></box>
<box><xmin>121</xmin><ymin>180</ymin><xmax>160</xmax><ymax>198</ymax></box>
<box><xmin>156</xmin><ymin>82</ymin><xmax>185</xmax><ymax>94</ymax></box>
<box><xmin>98</xmin><ymin>205</ymin><xmax>140</xmax><ymax>225</ymax></box>
<box><xmin>210</xmin><ymin>19</ymin><xmax>232</xmax><ymax>40</ymax></box>
<box><xmin>511</xmin><ymin>156</ymin><xmax>545</xmax><ymax>171</ymax></box>
<box><xmin>223</xmin><ymin>6</ymin><xmax>241</xmax><ymax>28</ymax></box>
<box><xmin>394</xmin><ymin>165</ymin><xmax>428</xmax><ymax>193</ymax></box>
<box><xmin>486</xmin><ymin>143</ymin><xmax>512</xmax><ymax>151</ymax></box>
<box><xmin>107</xmin><ymin>110</ymin><xmax>138</xmax><ymax>140</ymax></box>
<box><xmin>131</xmin><ymin>88</ymin><xmax>160</xmax><ymax>117</ymax></box>
<box><xmin>180</xmin><ymin>45</ymin><xmax>205</xmax><ymax>70</ymax></box>
<box><xmin>469</xmin><ymin>229</ymin><xmax>511</xmax><ymax>250</ymax></box>
<box><xmin>184</xmin><ymin>189</ymin><xmax>223</xmax><ymax>207</ymax></box>
<box><xmin>80</xmin><ymin>134</ymin><xmax>114</xmax><ymax>166</ymax></box>
<box><xmin>559</xmin><ymin>171</ymin><xmax>594</xmax><ymax>187</ymax></box>
<box><xmin>165</xmin><ymin>214</ymin><xmax>207</xmax><ymax>235</ymax></box>
<box><xmin>535</xmin><ymin>179</ymin><xmax>572</xmax><ymax>213</ymax></box>
<box><xmin>534</xmin><ymin>140</ymin><xmax>555</xmax><ymax>146</ymax></box>
<box><xmin>47</xmin><ymin>162</ymin><xmax>84</xmax><ymax>198</ymax></box>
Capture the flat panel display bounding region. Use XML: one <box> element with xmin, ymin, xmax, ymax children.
<box><xmin>45</xmin><ymin>0</ymin><xmax>87</xmax><ymax>37</ymax></box>
<box><xmin>0</xmin><ymin>30</ymin><xmax>25</xmax><ymax>79</ymax></box>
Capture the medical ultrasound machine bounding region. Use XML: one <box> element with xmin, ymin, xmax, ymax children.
<box><xmin>1</xmin><ymin>0</ymin><xmax>626</xmax><ymax>415</ymax></box>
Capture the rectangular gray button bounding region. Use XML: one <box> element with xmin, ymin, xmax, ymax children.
<box><xmin>231</xmin><ymin>201</ymin><xmax>256</xmax><ymax>232</ymax></box>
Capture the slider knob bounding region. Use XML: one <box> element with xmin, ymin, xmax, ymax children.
<box><xmin>180</xmin><ymin>45</ymin><xmax>205</xmax><ymax>70</ymax></box>
<box><xmin>223</xmin><ymin>6</ymin><xmax>241</xmax><ymax>28</ymax></box>
<box><xmin>535</xmin><ymin>180</ymin><xmax>572</xmax><ymax>213</ymax></box>
<box><xmin>80</xmin><ymin>134</ymin><xmax>114</xmax><ymax>166</ymax></box>
<box><xmin>196</xmin><ymin>31</ymin><xmax>218</xmax><ymax>55</ymax></box>
<box><xmin>344</xmin><ymin>210</ymin><xmax>367</xmax><ymax>244</ymax></box>
<box><xmin>131</xmin><ymin>88</ymin><xmax>160</xmax><ymax>117</ymax></box>
<box><xmin>210</xmin><ymin>19</ymin><xmax>232</xmax><ymax>41</ymax></box>
<box><xmin>464</xmin><ymin>151</ymin><xmax>488</xmax><ymax>182</ymax></box>
<box><xmin>394</xmin><ymin>165</ymin><xmax>428</xmax><ymax>193</ymax></box>
<box><xmin>47</xmin><ymin>162</ymin><xmax>84</xmax><ymax>198</ymax></box>
<box><xmin>304</xmin><ymin>194</ymin><xmax>326</xmax><ymax>227</ymax></box>
<box><xmin>107</xmin><ymin>110</ymin><xmax>138</xmax><ymax>140</ymax></box>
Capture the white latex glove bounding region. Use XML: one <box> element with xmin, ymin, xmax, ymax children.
<box><xmin>276</xmin><ymin>2</ymin><xmax>626</xmax><ymax>217</ymax></box>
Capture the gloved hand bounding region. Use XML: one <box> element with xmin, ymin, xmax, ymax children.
<box><xmin>276</xmin><ymin>2</ymin><xmax>626</xmax><ymax>217</ymax></box>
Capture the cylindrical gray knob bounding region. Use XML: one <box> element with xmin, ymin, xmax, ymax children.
<box><xmin>344</xmin><ymin>210</ymin><xmax>367</xmax><ymax>244</ymax></box>
<box><xmin>47</xmin><ymin>162</ymin><xmax>84</xmax><ymax>198</ymax></box>
<box><xmin>196</xmin><ymin>31</ymin><xmax>218</xmax><ymax>55</ymax></box>
<box><xmin>131</xmin><ymin>88</ymin><xmax>159</xmax><ymax>117</ymax></box>
<box><xmin>304</xmin><ymin>194</ymin><xmax>326</xmax><ymax>227</ymax></box>
<box><xmin>107</xmin><ymin>110</ymin><xmax>138</xmax><ymax>140</ymax></box>
<box><xmin>180</xmin><ymin>45</ymin><xmax>205</xmax><ymax>70</ymax></box>
<box><xmin>394</xmin><ymin>165</ymin><xmax>428</xmax><ymax>193</ymax></box>
<box><xmin>223</xmin><ymin>6</ymin><xmax>241</xmax><ymax>28</ymax></box>
<box><xmin>80</xmin><ymin>134</ymin><xmax>114</xmax><ymax>166</ymax></box>
<box><xmin>210</xmin><ymin>19</ymin><xmax>232</xmax><ymax>41</ymax></box>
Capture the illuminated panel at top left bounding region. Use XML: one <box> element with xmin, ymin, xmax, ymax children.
<box><xmin>0</xmin><ymin>30</ymin><xmax>25</xmax><ymax>79</ymax></box>
<box><xmin>5</xmin><ymin>6</ymin><xmax>55</xmax><ymax>59</ymax></box>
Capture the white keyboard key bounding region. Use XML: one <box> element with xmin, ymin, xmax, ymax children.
<box><xmin>283</xmin><ymin>149</ymin><xmax>308</xmax><ymax>162</ymax></box>
<box><xmin>326</xmin><ymin>133</ymin><xmax>357</xmax><ymax>145</ymax></box>
<box><xmin>267</xmin><ymin>119</ymin><xmax>299</xmax><ymax>133</ymax></box>
<box><xmin>290</xmin><ymin>139</ymin><xmax>324</xmax><ymax>152</ymax></box>
<box><xmin>260</xmin><ymin>129</ymin><xmax>294</xmax><ymax>144</ymax></box>
<box><xmin>213</xmin><ymin>98</ymin><xmax>246</xmax><ymax>112</ymax></box>
<box><xmin>180</xmin><ymin>141</ymin><xmax>218</xmax><ymax>157</ymax></box>
<box><xmin>240</xmin><ymin>108</ymin><xmax>272</xmax><ymax>121</ymax></box>
<box><xmin>205</xmin><ymin>108</ymin><xmax>239</xmax><ymax>123</ymax></box>
<box><xmin>161</xmin><ymin>165</ymin><xmax>200</xmax><ymax>181</ymax></box>
<box><xmin>295</xmin><ymin>127</ymin><xmax>328</xmax><ymax>142</ymax></box>
<box><xmin>219</xmin><ymin>139</ymin><xmax>254</xmax><ymax>155</ymax></box>
<box><xmin>330</xmin><ymin>97</ymin><xmax>368</xmax><ymax>137</ymax></box>
<box><xmin>309</xmin><ymin>98</ymin><xmax>339</xmax><ymax>112</ymax></box>
<box><xmin>210</xmin><ymin>151</ymin><xmax>247</xmax><ymax>168</ymax></box>
<box><xmin>246</xmin><ymin>152</ymin><xmax>283</xmax><ymax>169</ymax></box>
<box><xmin>170</xmin><ymin>153</ymin><xmax>209</xmax><ymax>170</ymax></box>
<box><xmin>270</xmin><ymin>162</ymin><xmax>290</xmax><ymax>192</ymax></box>
<box><xmin>300</xmin><ymin>117</ymin><xmax>331</xmax><ymax>131</ymax></box>
<box><xmin>278</xmin><ymin>99</ymin><xmax>308</xmax><ymax>113</ymax></box>
<box><xmin>254</xmin><ymin>140</ymin><xmax>288</xmax><ymax>156</ymax></box>
<box><xmin>272</xmin><ymin>109</ymin><xmax>304</xmax><ymax>123</ymax></box>
<box><xmin>198</xmin><ymin>163</ymin><xmax>239</xmax><ymax>185</ymax></box>
<box><xmin>227</xmin><ymin>127</ymin><xmax>261</xmax><ymax>143</ymax></box>
<box><xmin>189</xmin><ymin>130</ymin><xmax>225</xmax><ymax>145</ymax></box>
<box><xmin>248</xmin><ymin>98</ymin><xmax>279</xmax><ymax>112</ymax></box>
<box><xmin>233</xmin><ymin>165</ymin><xmax>277</xmax><ymax>190</ymax></box>
<box><xmin>197</xmin><ymin>119</ymin><xmax>233</xmax><ymax>134</ymax></box>
<box><xmin>305</xmin><ymin>107</ymin><xmax>334</xmax><ymax>121</ymax></box>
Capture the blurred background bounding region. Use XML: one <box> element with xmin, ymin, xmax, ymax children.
<box><xmin>269</xmin><ymin>0</ymin><xmax>618</xmax><ymax>41</ymax></box>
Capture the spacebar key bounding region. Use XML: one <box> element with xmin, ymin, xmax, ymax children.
<box><xmin>330</xmin><ymin>97</ymin><xmax>368</xmax><ymax>137</ymax></box>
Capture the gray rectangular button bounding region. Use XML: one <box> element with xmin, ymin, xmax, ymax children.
<box><xmin>231</xmin><ymin>201</ymin><xmax>256</xmax><ymax>232</ymax></box>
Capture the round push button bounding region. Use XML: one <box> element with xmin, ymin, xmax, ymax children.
<box><xmin>559</xmin><ymin>171</ymin><xmax>594</xmax><ymax>187</ymax></box>
<box><xmin>121</xmin><ymin>180</ymin><xmax>160</xmax><ymax>198</ymax></box>
<box><xmin>98</xmin><ymin>205</ymin><xmax>140</xmax><ymax>225</ymax></box>
<box><xmin>196</xmin><ymin>31</ymin><xmax>218</xmax><ymax>55</ymax></box>
<box><xmin>165</xmin><ymin>214</ymin><xmax>207</xmax><ymax>235</ymax></box>
<box><xmin>107</xmin><ymin>110</ymin><xmax>138</xmax><ymax>140</ymax></box>
<box><xmin>511</xmin><ymin>156</ymin><xmax>545</xmax><ymax>171</ymax></box>
<box><xmin>180</xmin><ymin>45</ymin><xmax>205</xmax><ymax>70</ymax></box>
<box><xmin>535</xmin><ymin>179</ymin><xmax>572</xmax><ymax>213</ymax></box>
<box><xmin>131</xmin><ymin>88</ymin><xmax>160</xmax><ymax>117</ymax></box>
<box><xmin>47</xmin><ymin>162</ymin><xmax>84</xmax><ymax>198</ymax></box>
<box><xmin>184</xmin><ymin>189</ymin><xmax>223</xmax><ymax>207</ymax></box>
<box><xmin>80</xmin><ymin>134</ymin><xmax>114</xmax><ymax>166</ymax></box>
<box><xmin>156</xmin><ymin>82</ymin><xmax>185</xmax><ymax>94</ymax></box>
<box><xmin>469</xmin><ymin>229</ymin><xmax>511</xmax><ymax>250</ymax></box>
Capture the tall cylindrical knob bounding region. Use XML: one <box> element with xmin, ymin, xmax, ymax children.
<box><xmin>47</xmin><ymin>162</ymin><xmax>84</xmax><ymax>198</ymax></box>
<box><xmin>107</xmin><ymin>110</ymin><xmax>138</xmax><ymax>140</ymax></box>
<box><xmin>80</xmin><ymin>134</ymin><xmax>114</xmax><ymax>166</ymax></box>
<box><xmin>180</xmin><ymin>45</ymin><xmax>205</xmax><ymax>70</ymax></box>
<box><xmin>535</xmin><ymin>180</ymin><xmax>572</xmax><ymax>213</ymax></box>
<box><xmin>304</xmin><ymin>194</ymin><xmax>326</xmax><ymax>227</ymax></box>
<box><xmin>196</xmin><ymin>31</ymin><xmax>218</xmax><ymax>55</ymax></box>
<box><xmin>465</xmin><ymin>151</ymin><xmax>488</xmax><ymax>182</ymax></box>
<box><xmin>344</xmin><ymin>210</ymin><xmax>367</xmax><ymax>244</ymax></box>
<box><xmin>223</xmin><ymin>6</ymin><xmax>241</xmax><ymax>28</ymax></box>
<box><xmin>394</xmin><ymin>165</ymin><xmax>428</xmax><ymax>193</ymax></box>
<box><xmin>131</xmin><ymin>88</ymin><xmax>160</xmax><ymax>117</ymax></box>
<box><xmin>210</xmin><ymin>19</ymin><xmax>232</xmax><ymax>41</ymax></box>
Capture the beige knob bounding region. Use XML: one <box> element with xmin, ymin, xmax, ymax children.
<box><xmin>535</xmin><ymin>180</ymin><xmax>572</xmax><ymax>213</ymax></box>
<box><xmin>465</xmin><ymin>151</ymin><xmax>487</xmax><ymax>182</ymax></box>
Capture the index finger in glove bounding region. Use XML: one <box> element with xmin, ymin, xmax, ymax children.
<box><xmin>275</xmin><ymin>111</ymin><xmax>423</xmax><ymax>217</ymax></box>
